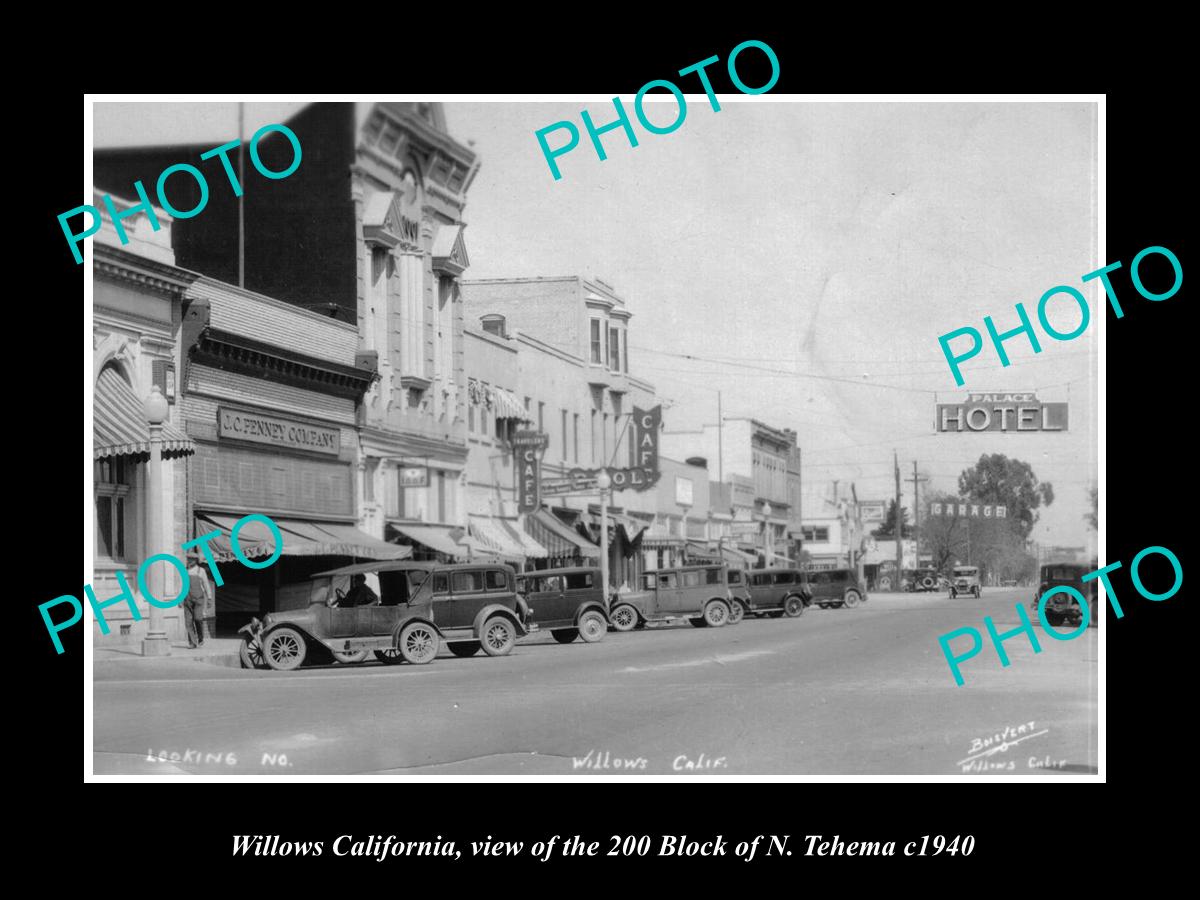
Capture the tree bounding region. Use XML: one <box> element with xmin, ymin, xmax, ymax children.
<box><xmin>1085</xmin><ymin>484</ymin><xmax>1098</xmax><ymax>531</ymax></box>
<box><xmin>920</xmin><ymin>490</ymin><xmax>968</xmax><ymax>573</ymax></box>
<box><xmin>957</xmin><ymin>453</ymin><xmax>1054</xmax><ymax>540</ymax></box>
<box><xmin>872</xmin><ymin>499</ymin><xmax>912</xmax><ymax>539</ymax></box>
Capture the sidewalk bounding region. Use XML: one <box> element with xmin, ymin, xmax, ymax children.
<box><xmin>94</xmin><ymin>637</ymin><xmax>243</xmax><ymax>668</ymax></box>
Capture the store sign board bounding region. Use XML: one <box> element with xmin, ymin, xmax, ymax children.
<box><xmin>928</xmin><ymin>502</ymin><xmax>1008</xmax><ymax>519</ymax></box>
<box><xmin>218</xmin><ymin>407</ymin><xmax>340</xmax><ymax>455</ymax></box>
<box><xmin>514</xmin><ymin>431</ymin><xmax>548</xmax><ymax>513</ymax></box>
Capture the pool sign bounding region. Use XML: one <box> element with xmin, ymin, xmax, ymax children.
<box><xmin>936</xmin><ymin>392</ymin><xmax>1068</xmax><ymax>433</ymax></box>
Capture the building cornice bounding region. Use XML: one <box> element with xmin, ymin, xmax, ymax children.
<box><xmin>94</xmin><ymin>246</ymin><xmax>198</xmax><ymax>297</ymax></box>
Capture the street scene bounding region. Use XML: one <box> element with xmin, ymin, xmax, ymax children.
<box><xmin>87</xmin><ymin>99</ymin><xmax>1098</xmax><ymax>777</ymax></box>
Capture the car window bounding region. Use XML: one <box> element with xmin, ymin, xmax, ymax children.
<box><xmin>485</xmin><ymin>569</ymin><xmax>509</xmax><ymax>591</ymax></box>
<box><xmin>773</xmin><ymin>572</ymin><xmax>794</xmax><ymax>585</ymax></box>
<box><xmin>452</xmin><ymin>571</ymin><xmax>483</xmax><ymax>593</ymax></box>
<box><xmin>815</xmin><ymin>573</ymin><xmax>830</xmax><ymax>584</ymax></box>
<box><xmin>681</xmin><ymin>571</ymin><xmax>702</xmax><ymax>588</ymax></box>
<box><xmin>564</xmin><ymin>571</ymin><xmax>594</xmax><ymax>589</ymax></box>
<box><xmin>431</xmin><ymin>573</ymin><xmax>449</xmax><ymax>595</ymax></box>
<box><xmin>727</xmin><ymin>571</ymin><xmax>742</xmax><ymax>585</ymax></box>
<box><xmin>642</xmin><ymin>573</ymin><xmax>656</xmax><ymax>590</ymax></box>
<box><xmin>704</xmin><ymin>568</ymin><xmax>724</xmax><ymax>585</ymax></box>
<box><xmin>658</xmin><ymin>573</ymin><xmax>678</xmax><ymax>589</ymax></box>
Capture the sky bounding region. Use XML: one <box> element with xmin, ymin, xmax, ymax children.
<box><xmin>93</xmin><ymin>98</ymin><xmax>1098</xmax><ymax>549</ymax></box>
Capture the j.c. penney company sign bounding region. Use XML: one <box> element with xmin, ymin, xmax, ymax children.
<box><xmin>217</xmin><ymin>407</ymin><xmax>340</xmax><ymax>455</ymax></box>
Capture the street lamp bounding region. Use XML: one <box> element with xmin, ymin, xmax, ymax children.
<box><xmin>142</xmin><ymin>386</ymin><xmax>171</xmax><ymax>656</ymax></box>
<box><xmin>761</xmin><ymin>501</ymin><xmax>773</xmax><ymax>567</ymax></box>
<box><xmin>596</xmin><ymin>469</ymin><xmax>612</xmax><ymax>607</ymax></box>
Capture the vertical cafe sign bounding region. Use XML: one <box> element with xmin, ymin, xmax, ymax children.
<box><xmin>513</xmin><ymin>430</ymin><xmax>550</xmax><ymax>513</ymax></box>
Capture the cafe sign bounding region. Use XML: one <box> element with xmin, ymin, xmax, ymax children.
<box><xmin>218</xmin><ymin>407</ymin><xmax>340</xmax><ymax>455</ymax></box>
<box><xmin>513</xmin><ymin>430</ymin><xmax>550</xmax><ymax>513</ymax></box>
<box><xmin>553</xmin><ymin>405</ymin><xmax>663</xmax><ymax>496</ymax></box>
<box><xmin>936</xmin><ymin>392</ymin><xmax>1068</xmax><ymax>433</ymax></box>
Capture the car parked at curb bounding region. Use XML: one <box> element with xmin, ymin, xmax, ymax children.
<box><xmin>744</xmin><ymin>568</ymin><xmax>812</xmax><ymax>618</ymax></box>
<box><xmin>609</xmin><ymin>564</ymin><xmax>739</xmax><ymax>630</ymax></box>
<box><xmin>516</xmin><ymin>566</ymin><xmax>611</xmax><ymax>644</ymax></box>
<box><xmin>905</xmin><ymin>568</ymin><xmax>942</xmax><ymax>592</ymax></box>
<box><xmin>807</xmin><ymin>568</ymin><xmax>868</xmax><ymax>609</ymax></box>
<box><xmin>1030</xmin><ymin>561</ymin><xmax>1098</xmax><ymax>628</ymax></box>
<box><xmin>238</xmin><ymin>561</ymin><xmax>532</xmax><ymax>670</ymax></box>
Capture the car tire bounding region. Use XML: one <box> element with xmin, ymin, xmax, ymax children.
<box><xmin>843</xmin><ymin>591</ymin><xmax>862</xmax><ymax>609</ymax></box>
<box><xmin>481</xmin><ymin>616</ymin><xmax>516</xmax><ymax>657</ymax></box>
<box><xmin>239</xmin><ymin>639</ymin><xmax>266</xmax><ymax>670</ymax></box>
<box><xmin>374</xmin><ymin>649</ymin><xmax>403</xmax><ymax>665</ymax></box>
<box><xmin>399</xmin><ymin>622</ymin><xmax>439</xmax><ymax>665</ymax></box>
<box><xmin>331</xmin><ymin>649</ymin><xmax>369</xmax><ymax>664</ymax></box>
<box><xmin>263</xmin><ymin>627</ymin><xmax>306</xmax><ymax>671</ymax></box>
<box><xmin>552</xmin><ymin>628</ymin><xmax>579</xmax><ymax>644</ymax></box>
<box><xmin>610</xmin><ymin>604</ymin><xmax>639</xmax><ymax>632</ymax></box>
<box><xmin>728</xmin><ymin>601</ymin><xmax>746</xmax><ymax>625</ymax></box>
<box><xmin>449</xmin><ymin>641</ymin><xmax>481</xmax><ymax>658</ymax></box>
<box><xmin>578</xmin><ymin>611</ymin><xmax>607</xmax><ymax>643</ymax></box>
<box><xmin>784</xmin><ymin>596</ymin><xmax>804</xmax><ymax>618</ymax></box>
<box><xmin>703</xmin><ymin>600</ymin><xmax>730</xmax><ymax>627</ymax></box>
<box><xmin>950</xmin><ymin>589</ymin><xmax>958</xmax><ymax>599</ymax></box>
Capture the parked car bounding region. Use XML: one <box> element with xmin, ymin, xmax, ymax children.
<box><xmin>239</xmin><ymin>561</ymin><xmax>532</xmax><ymax>670</ymax></box>
<box><xmin>949</xmin><ymin>565</ymin><xmax>982</xmax><ymax>599</ymax></box>
<box><xmin>905</xmin><ymin>568</ymin><xmax>941</xmax><ymax>592</ymax></box>
<box><xmin>807</xmin><ymin>569</ymin><xmax>867</xmax><ymax>609</ymax></box>
<box><xmin>1030</xmin><ymin>561</ymin><xmax>1098</xmax><ymax>628</ymax></box>
<box><xmin>744</xmin><ymin>567</ymin><xmax>812</xmax><ymax>618</ymax></box>
<box><xmin>610</xmin><ymin>564</ymin><xmax>739</xmax><ymax>630</ymax></box>
<box><xmin>515</xmin><ymin>566</ymin><xmax>611</xmax><ymax>644</ymax></box>
<box><xmin>725</xmin><ymin>568</ymin><xmax>753</xmax><ymax>622</ymax></box>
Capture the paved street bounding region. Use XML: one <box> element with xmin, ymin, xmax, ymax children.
<box><xmin>93</xmin><ymin>588</ymin><xmax>1097</xmax><ymax>776</ymax></box>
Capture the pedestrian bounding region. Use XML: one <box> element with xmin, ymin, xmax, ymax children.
<box><xmin>184</xmin><ymin>551</ymin><xmax>214</xmax><ymax>648</ymax></box>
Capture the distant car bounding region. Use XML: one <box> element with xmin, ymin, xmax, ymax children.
<box><xmin>808</xmin><ymin>569</ymin><xmax>867</xmax><ymax>609</ymax></box>
<box><xmin>610</xmin><ymin>564</ymin><xmax>739</xmax><ymax>630</ymax></box>
<box><xmin>949</xmin><ymin>566</ymin><xmax>982</xmax><ymax>599</ymax></box>
<box><xmin>516</xmin><ymin>566</ymin><xmax>610</xmax><ymax>644</ymax></box>
<box><xmin>906</xmin><ymin>568</ymin><xmax>941</xmax><ymax>592</ymax></box>
<box><xmin>1030</xmin><ymin>562</ymin><xmax>1098</xmax><ymax>628</ymax></box>
<box><xmin>744</xmin><ymin>567</ymin><xmax>812</xmax><ymax>618</ymax></box>
<box><xmin>239</xmin><ymin>561</ymin><xmax>532</xmax><ymax>670</ymax></box>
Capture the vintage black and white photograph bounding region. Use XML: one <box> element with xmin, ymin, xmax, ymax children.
<box><xmin>85</xmin><ymin>97</ymin><xmax>1100</xmax><ymax>777</ymax></box>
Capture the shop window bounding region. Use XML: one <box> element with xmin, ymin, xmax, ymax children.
<box><xmin>95</xmin><ymin>456</ymin><xmax>131</xmax><ymax>562</ymax></box>
<box><xmin>468</xmin><ymin>403</ymin><xmax>475</xmax><ymax>433</ymax></box>
<box><xmin>609</xmin><ymin>327</ymin><xmax>621</xmax><ymax>371</ymax></box>
<box><xmin>573</xmin><ymin>414</ymin><xmax>580</xmax><ymax>463</ymax></box>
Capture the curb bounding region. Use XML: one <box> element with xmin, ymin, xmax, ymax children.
<box><xmin>94</xmin><ymin>652</ymin><xmax>242</xmax><ymax>669</ymax></box>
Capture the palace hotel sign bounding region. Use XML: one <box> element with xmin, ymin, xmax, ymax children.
<box><xmin>936</xmin><ymin>393</ymin><xmax>1068</xmax><ymax>433</ymax></box>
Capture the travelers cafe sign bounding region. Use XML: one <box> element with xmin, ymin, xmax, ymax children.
<box><xmin>513</xmin><ymin>430</ymin><xmax>551</xmax><ymax>514</ymax></box>
<box><xmin>935</xmin><ymin>392</ymin><xmax>1068</xmax><ymax>433</ymax></box>
<box><xmin>534</xmin><ymin>405</ymin><xmax>663</xmax><ymax>503</ymax></box>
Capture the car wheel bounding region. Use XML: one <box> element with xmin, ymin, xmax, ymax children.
<box><xmin>728</xmin><ymin>601</ymin><xmax>745</xmax><ymax>625</ymax></box>
<box><xmin>578</xmin><ymin>611</ymin><xmax>607</xmax><ymax>643</ymax></box>
<box><xmin>331</xmin><ymin>649</ymin><xmax>369</xmax><ymax>664</ymax></box>
<box><xmin>950</xmin><ymin>589</ymin><xmax>957</xmax><ymax>599</ymax></box>
<box><xmin>552</xmin><ymin>628</ymin><xmax>579</xmax><ymax>644</ymax></box>
<box><xmin>703</xmin><ymin>600</ymin><xmax>729</xmax><ymax>627</ymax></box>
<box><xmin>399</xmin><ymin>622</ymin><xmax>439</xmax><ymax>665</ymax></box>
<box><xmin>784</xmin><ymin>596</ymin><xmax>804</xmax><ymax>618</ymax></box>
<box><xmin>449</xmin><ymin>641</ymin><xmax>480</xmax><ymax>658</ymax></box>
<box><xmin>239</xmin><ymin>639</ymin><xmax>266</xmax><ymax>670</ymax></box>
<box><xmin>263</xmin><ymin>627</ymin><xmax>306</xmax><ymax>671</ymax></box>
<box><xmin>481</xmin><ymin>616</ymin><xmax>516</xmax><ymax>657</ymax></box>
<box><xmin>610</xmin><ymin>604</ymin><xmax>639</xmax><ymax>632</ymax></box>
<box><xmin>843</xmin><ymin>591</ymin><xmax>862</xmax><ymax>609</ymax></box>
<box><xmin>374</xmin><ymin>649</ymin><xmax>403</xmax><ymax>665</ymax></box>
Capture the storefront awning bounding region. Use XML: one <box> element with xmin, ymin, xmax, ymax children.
<box><xmin>640</xmin><ymin>524</ymin><xmax>686</xmax><ymax>549</ymax></box>
<box><xmin>493</xmin><ymin>388</ymin><xmax>531</xmax><ymax>422</ymax></box>
<box><xmin>505</xmin><ymin>519</ymin><xmax>548</xmax><ymax>559</ymax></box>
<box><xmin>468</xmin><ymin>515</ymin><xmax>526</xmax><ymax>562</ymax></box>
<box><xmin>526</xmin><ymin>509</ymin><xmax>600</xmax><ymax>558</ymax></box>
<box><xmin>388</xmin><ymin>522</ymin><xmax>471</xmax><ymax>560</ymax></box>
<box><xmin>583</xmin><ymin>511</ymin><xmax>648</xmax><ymax>543</ymax></box>
<box><xmin>686</xmin><ymin>540</ymin><xmax>756</xmax><ymax>567</ymax></box>
<box><xmin>195</xmin><ymin>513</ymin><xmax>411</xmax><ymax>562</ymax></box>
<box><xmin>94</xmin><ymin>367</ymin><xmax>194</xmax><ymax>459</ymax></box>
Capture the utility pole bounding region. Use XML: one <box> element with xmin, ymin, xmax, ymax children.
<box><xmin>893</xmin><ymin>451</ymin><xmax>902</xmax><ymax>587</ymax></box>
<box><xmin>238</xmin><ymin>101</ymin><xmax>245</xmax><ymax>289</ymax></box>
<box><xmin>905</xmin><ymin>462</ymin><xmax>929</xmax><ymax>568</ymax></box>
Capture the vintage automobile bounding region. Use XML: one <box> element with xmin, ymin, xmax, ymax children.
<box><xmin>238</xmin><ymin>561</ymin><xmax>532</xmax><ymax>670</ymax></box>
<box><xmin>744</xmin><ymin>567</ymin><xmax>812</xmax><ymax>618</ymax></box>
<box><xmin>949</xmin><ymin>565</ymin><xmax>982</xmax><ymax>598</ymax></box>
<box><xmin>807</xmin><ymin>568</ymin><xmax>868</xmax><ymax>609</ymax></box>
<box><xmin>609</xmin><ymin>564</ymin><xmax>738</xmax><ymax>630</ymax></box>
<box><xmin>904</xmin><ymin>568</ymin><xmax>942</xmax><ymax>592</ymax></box>
<box><xmin>515</xmin><ymin>566</ymin><xmax>611</xmax><ymax>643</ymax></box>
<box><xmin>725</xmin><ymin>568</ymin><xmax>752</xmax><ymax>622</ymax></box>
<box><xmin>1030</xmin><ymin>561</ymin><xmax>1099</xmax><ymax>628</ymax></box>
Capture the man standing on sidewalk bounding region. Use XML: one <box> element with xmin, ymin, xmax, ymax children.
<box><xmin>184</xmin><ymin>552</ymin><xmax>214</xmax><ymax>648</ymax></box>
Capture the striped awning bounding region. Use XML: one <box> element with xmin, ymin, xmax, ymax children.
<box><xmin>468</xmin><ymin>514</ymin><xmax>526</xmax><ymax>562</ymax></box>
<box><xmin>94</xmin><ymin>367</ymin><xmax>194</xmax><ymax>459</ymax></box>
<box><xmin>195</xmin><ymin>513</ymin><xmax>411</xmax><ymax>562</ymax></box>
<box><xmin>388</xmin><ymin>522</ymin><xmax>472</xmax><ymax>561</ymax></box>
<box><xmin>526</xmin><ymin>509</ymin><xmax>600</xmax><ymax>558</ymax></box>
<box><xmin>493</xmin><ymin>388</ymin><xmax>531</xmax><ymax>422</ymax></box>
<box><xmin>506</xmin><ymin>519</ymin><xmax>549</xmax><ymax>559</ymax></box>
